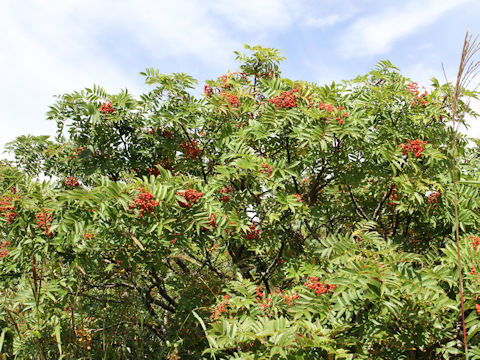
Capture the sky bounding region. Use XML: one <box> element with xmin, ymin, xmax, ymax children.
<box><xmin>1</xmin><ymin>0</ymin><xmax>480</xmax><ymax>155</ymax></box>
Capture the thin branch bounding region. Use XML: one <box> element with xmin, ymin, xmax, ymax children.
<box><xmin>183</xmin><ymin>248</ymin><xmax>231</xmax><ymax>280</ymax></box>
<box><xmin>5</xmin><ymin>307</ymin><xmax>22</xmax><ymax>337</ymax></box>
<box><xmin>144</xmin><ymin>284</ymin><xmax>175</xmax><ymax>316</ymax></box>
<box><xmin>372</xmin><ymin>185</ymin><xmax>394</xmax><ymax>221</ymax></box>
<box><xmin>257</xmin><ymin>237</ymin><xmax>286</xmax><ymax>285</ymax></box>
<box><xmin>348</xmin><ymin>185</ymin><xmax>370</xmax><ymax>221</ymax></box>
<box><xmin>149</xmin><ymin>267</ymin><xmax>178</xmax><ymax>309</ymax></box>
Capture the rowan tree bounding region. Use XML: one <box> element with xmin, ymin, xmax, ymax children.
<box><xmin>1</xmin><ymin>45</ymin><xmax>480</xmax><ymax>359</ymax></box>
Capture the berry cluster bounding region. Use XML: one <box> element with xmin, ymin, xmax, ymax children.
<box><xmin>145</xmin><ymin>127</ymin><xmax>173</xmax><ymax>140</ymax></box>
<box><xmin>210</xmin><ymin>293</ymin><xmax>230</xmax><ymax>320</ymax></box>
<box><xmin>407</xmin><ymin>82</ymin><xmax>419</xmax><ymax>94</ymax></box>
<box><xmin>99</xmin><ymin>102</ymin><xmax>115</xmax><ymax>114</ymax></box>
<box><xmin>129</xmin><ymin>188</ymin><xmax>159</xmax><ymax>218</ymax></box>
<box><xmin>235</xmin><ymin>112</ymin><xmax>253</xmax><ymax>129</ymax></box>
<box><xmin>259</xmin><ymin>297</ymin><xmax>273</xmax><ymax>310</ymax></box>
<box><xmin>408</xmin><ymin>82</ymin><xmax>428</xmax><ymax>107</ymax></box>
<box><xmin>237</xmin><ymin>119</ymin><xmax>248</xmax><ymax>129</ymax></box>
<box><xmin>180</xmin><ymin>140</ymin><xmax>202</xmax><ymax>159</ymax></box>
<box><xmin>295</xmin><ymin>194</ymin><xmax>302</xmax><ymax>202</ymax></box>
<box><xmin>246</xmin><ymin>224</ymin><xmax>260</xmax><ymax>240</ymax></box>
<box><xmin>261</xmin><ymin>70</ymin><xmax>275</xmax><ymax>79</ymax></box>
<box><xmin>204</xmin><ymin>72</ymin><xmax>248</xmax><ymax>98</ymax></box>
<box><xmin>476</xmin><ymin>303</ymin><xmax>480</xmax><ymax>317</ymax></box>
<box><xmin>208</xmin><ymin>214</ymin><xmax>216</xmax><ymax>227</ymax></box>
<box><xmin>202</xmin><ymin>214</ymin><xmax>217</xmax><ymax>232</ymax></box>
<box><xmin>0</xmin><ymin>241</ymin><xmax>10</xmax><ymax>258</ymax></box>
<box><xmin>267</xmin><ymin>88</ymin><xmax>299</xmax><ymax>109</ymax></box>
<box><xmin>146</xmin><ymin>167</ymin><xmax>161</xmax><ymax>176</ymax></box>
<box><xmin>282</xmin><ymin>291</ymin><xmax>300</xmax><ymax>305</ymax></box>
<box><xmin>255</xmin><ymin>287</ymin><xmax>273</xmax><ymax>310</ymax></box>
<box><xmin>259</xmin><ymin>163</ymin><xmax>272</xmax><ymax>177</ymax></box>
<box><xmin>204</xmin><ymin>85</ymin><xmax>214</xmax><ymax>97</ymax></box>
<box><xmin>427</xmin><ymin>190</ymin><xmax>440</xmax><ymax>205</ymax></box>
<box><xmin>162</xmin><ymin>129</ymin><xmax>173</xmax><ymax>140</ymax></box>
<box><xmin>36</xmin><ymin>209</ymin><xmax>53</xmax><ymax>237</ymax></box>
<box><xmin>389</xmin><ymin>186</ymin><xmax>398</xmax><ymax>207</ymax></box>
<box><xmin>85</xmin><ymin>233</ymin><xmax>95</xmax><ymax>240</ymax></box>
<box><xmin>469</xmin><ymin>235</ymin><xmax>480</xmax><ymax>254</ymax></box>
<box><xmin>316</xmin><ymin>103</ymin><xmax>349</xmax><ymax>125</ymax></box>
<box><xmin>219</xmin><ymin>74</ymin><xmax>232</xmax><ymax>88</ymax></box>
<box><xmin>318</xmin><ymin>102</ymin><xmax>335</xmax><ymax>112</ymax></box>
<box><xmin>220</xmin><ymin>185</ymin><xmax>234</xmax><ymax>202</ymax></box>
<box><xmin>256</xmin><ymin>287</ymin><xmax>264</xmax><ymax>301</ymax></box>
<box><xmin>74</xmin><ymin>146</ymin><xmax>86</xmax><ymax>154</ymax></box>
<box><xmin>218</xmin><ymin>72</ymin><xmax>248</xmax><ymax>88</ymax></box>
<box><xmin>70</xmin><ymin>146</ymin><xmax>86</xmax><ymax>160</ymax></box>
<box><xmin>64</xmin><ymin>177</ymin><xmax>79</xmax><ymax>188</ymax></box>
<box><xmin>220</xmin><ymin>92</ymin><xmax>241</xmax><ymax>107</ymax></box>
<box><xmin>399</xmin><ymin>139</ymin><xmax>428</xmax><ymax>158</ymax></box>
<box><xmin>471</xmin><ymin>266</ymin><xmax>477</xmax><ymax>275</ymax></box>
<box><xmin>338</xmin><ymin>113</ymin><xmax>348</xmax><ymax>125</ymax></box>
<box><xmin>0</xmin><ymin>197</ymin><xmax>17</xmax><ymax>224</ymax></box>
<box><xmin>305</xmin><ymin>276</ymin><xmax>335</xmax><ymax>295</ymax></box>
<box><xmin>177</xmin><ymin>189</ymin><xmax>204</xmax><ymax>209</ymax></box>
<box><xmin>224</xmin><ymin>218</ymin><xmax>237</xmax><ymax>236</ymax></box>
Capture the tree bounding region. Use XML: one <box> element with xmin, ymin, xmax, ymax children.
<box><xmin>1</xmin><ymin>44</ymin><xmax>480</xmax><ymax>359</ymax></box>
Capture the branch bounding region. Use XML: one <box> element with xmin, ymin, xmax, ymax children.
<box><xmin>303</xmin><ymin>219</ymin><xmax>320</xmax><ymax>241</ymax></box>
<box><xmin>4</xmin><ymin>307</ymin><xmax>21</xmax><ymax>337</ymax></box>
<box><xmin>183</xmin><ymin>249</ymin><xmax>230</xmax><ymax>280</ymax></box>
<box><xmin>257</xmin><ymin>237</ymin><xmax>285</xmax><ymax>285</ymax></box>
<box><xmin>348</xmin><ymin>185</ymin><xmax>370</xmax><ymax>221</ymax></box>
<box><xmin>144</xmin><ymin>284</ymin><xmax>176</xmax><ymax>316</ymax></box>
<box><xmin>372</xmin><ymin>185</ymin><xmax>394</xmax><ymax>221</ymax></box>
<box><xmin>149</xmin><ymin>267</ymin><xmax>178</xmax><ymax>310</ymax></box>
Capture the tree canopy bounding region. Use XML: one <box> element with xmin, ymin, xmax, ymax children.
<box><xmin>1</xmin><ymin>44</ymin><xmax>480</xmax><ymax>359</ymax></box>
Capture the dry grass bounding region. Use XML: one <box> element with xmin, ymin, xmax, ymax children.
<box><xmin>443</xmin><ymin>31</ymin><xmax>480</xmax><ymax>359</ymax></box>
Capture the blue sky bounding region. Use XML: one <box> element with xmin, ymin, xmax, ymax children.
<box><xmin>1</xmin><ymin>0</ymin><xmax>480</xmax><ymax>154</ymax></box>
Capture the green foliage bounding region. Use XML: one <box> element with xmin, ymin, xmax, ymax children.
<box><xmin>1</xmin><ymin>45</ymin><xmax>480</xmax><ymax>359</ymax></box>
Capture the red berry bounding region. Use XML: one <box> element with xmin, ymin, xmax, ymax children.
<box><xmin>99</xmin><ymin>102</ymin><xmax>115</xmax><ymax>114</ymax></box>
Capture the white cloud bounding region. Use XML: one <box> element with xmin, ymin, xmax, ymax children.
<box><xmin>0</xmin><ymin>1</ymin><xmax>143</xmax><ymax>153</ymax></box>
<box><xmin>2</xmin><ymin>0</ymin><xmax>476</xmax><ymax>155</ymax></box>
<box><xmin>212</xmin><ymin>0</ymin><xmax>302</xmax><ymax>33</ymax></box>
<box><xmin>339</xmin><ymin>0</ymin><xmax>469</xmax><ymax>58</ymax></box>
<box><xmin>0</xmin><ymin>0</ymin><xmax>350</xmax><ymax>155</ymax></box>
<box><xmin>303</xmin><ymin>15</ymin><xmax>341</xmax><ymax>28</ymax></box>
<box><xmin>0</xmin><ymin>0</ymin><xmax>235</xmax><ymax>153</ymax></box>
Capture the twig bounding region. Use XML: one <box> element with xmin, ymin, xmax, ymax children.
<box><xmin>372</xmin><ymin>185</ymin><xmax>394</xmax><ymax>221</ymax></box>
<box><xmin>348</xmin><ymin>185</ymin><xmax>369</xmax><ymax>221</ymax></box>
<box><xmin>257</xmin><ymin>237</ymin><xmax>285</xmax><ymax>285</ymax></box>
